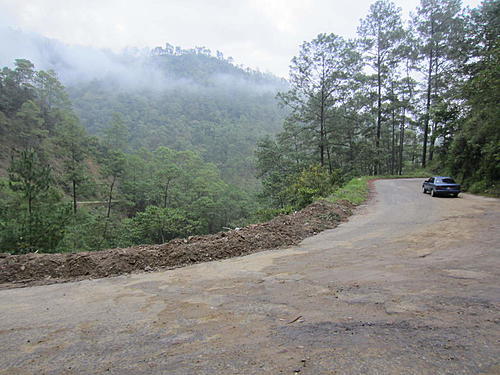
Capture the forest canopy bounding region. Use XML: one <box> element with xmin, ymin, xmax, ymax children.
<box><xmin>0</xmin><ymin>55</ymin><xmax>272</xmax><ymax>254</ymax></box>
<box><xmin>256</xmin><ymin>0</ymin><xmax>499</xmax><ymax>209</ymax></box>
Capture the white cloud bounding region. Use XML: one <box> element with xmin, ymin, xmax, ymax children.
<box><xmin>0</xmin><ymin>0</ymin><xmax>483</xmax><ymax>77</ymax></box>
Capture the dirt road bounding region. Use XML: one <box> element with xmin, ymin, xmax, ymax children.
<box><xmin>1</xmin><ymin>179</ymin><xmax>499</xmax><ymax>375</ymax></box>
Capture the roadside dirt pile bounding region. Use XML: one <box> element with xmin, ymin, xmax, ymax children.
<box><xmin>0</xmin><ymin>200</ymin><xmax>353</xmax><ymax>287</ymax></box>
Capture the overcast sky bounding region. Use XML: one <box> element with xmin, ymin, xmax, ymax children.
<box><xmin>0</xmin><ymin>0</ymin><xmax>482</xmax><ymax>78</ymax></box>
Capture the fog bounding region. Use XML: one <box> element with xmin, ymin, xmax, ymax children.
<box><xmin>0</xmin><ymin>26</ymin><xmax>283</xmax><ymax>93</ymax></box>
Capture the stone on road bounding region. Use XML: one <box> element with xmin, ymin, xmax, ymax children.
<box><xmin>1</xmin><ymin>179</ymin><xmax>499</xmax><ymax>374</ymax></box>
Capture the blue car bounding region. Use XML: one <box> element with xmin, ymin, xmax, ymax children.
<box><xmin>422</xmin><ymin>176</ymin><xmax>461</xmax><ymax>197</ymax></box>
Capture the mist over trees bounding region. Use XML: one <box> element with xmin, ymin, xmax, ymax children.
<box><xmin>43</xmin><ymin>42</ymin><xmax>287</xmax><ymax>189</ymax></box>
<box><xmin>0</xmin><ymin>54</ymin><xmax>276</xmax><ymax>254</ymax></box>
<box><xmin>0</xmin><ymin>28</ymin><xmax>287</xmax><ymax>188</ymax></box>
<box><xmin>257</xmin><ymin>0</ymin><xmax>499</xmax><ymax>210</ymax></box>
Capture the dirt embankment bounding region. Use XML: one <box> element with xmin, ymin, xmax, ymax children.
<box><xmin>0</xmin><ymin>200</ymin><xmax>353</xmax><ymax>287</ymax></box>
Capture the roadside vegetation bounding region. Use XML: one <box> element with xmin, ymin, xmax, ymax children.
<box><xmin>0</xmin><ymin>59</ymin><xmax>268</xmax><ymax>254</ymax></box>
<box><xmin>256</xmin><ymin>0</ymin><xmax>499</xmax><ymax>210</ymax></box>
<box><xmin>327</xmin><ymin>177</ymin><xmax>371</xmax><ymax>206</ymax></box>
<box><xmin>326</xmin><ymin>169</ymin><xmax>432</xmax><ymax>206</ymax></box>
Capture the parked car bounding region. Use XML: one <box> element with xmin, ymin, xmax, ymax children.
<box><xmin>422</xmin><ymin>176</ymin><xmax>461</xmax><ymax>197</ymax></box>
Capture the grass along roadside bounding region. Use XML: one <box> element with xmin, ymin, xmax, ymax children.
<box><xmin>326</xmin><ymin>176</ymin><xmax>371</xmax><ymax>205</ymax></box>
<box><xmin>326</xmin><ymin>172</ymin><xmax>431</xmax><ymax>206</ymax></box>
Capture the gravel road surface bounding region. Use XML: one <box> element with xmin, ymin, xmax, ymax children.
<box><xmin>1</xmin><ymin>178</ymin><xmax>499</xmax><ymax>375</ymax></box>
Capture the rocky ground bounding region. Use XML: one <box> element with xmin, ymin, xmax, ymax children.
<box><xmin>0</xmin><ymin>200</ymin><xmax>353</xmax><ymax>288</ymax></box>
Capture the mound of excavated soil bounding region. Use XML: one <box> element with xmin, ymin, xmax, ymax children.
<box><xmin>0</xmin><ymin>200</ymin><xmax>354</xmax><ymax>287</ymax></box>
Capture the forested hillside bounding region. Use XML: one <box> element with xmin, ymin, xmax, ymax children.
<box><xmin>0</xmin><ymin>55</ymin><xmax>282</xmax><ymax>254</ymax></box>
<box><xmin>256</xmin><ymin>0</ymin><xmax>499</xmax><ymax>209</ymax></box>
<box><xmin>67</xmin><ymin>46</ymin><xmax>286</xmax><ymax>188</ymax></box>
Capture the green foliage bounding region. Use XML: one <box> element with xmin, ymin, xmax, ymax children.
<box><xmin>0</xmin><ymin>58</ymin><xmax>267</xmax><ymax>254</ymax></box>
<box><xmin>469</xmin><ymin>181</ymin><xmax>499</xmax><ymax>197</ymax></box>
<box><xmin>54</xmin><ymin>111</ymin><xmax>91</xmax><ymax>212</ymax></box>
<box><xmin>119</xmin><ymin>146</ymin><xmax>255</xmax><ymax>234</ymax></box>
<box><xmin>67</xmin><ymin>50</ymin><xmax>286</xmax><ymax>190</ymax></box>
<box><xmin>358</xmin><ymin>0</ymin><xmax>406</xmax><ymax>174</ymax></box>
<box><xmin>286</xmin><ymin>165</ymin><xmax>343</xmax><ymax>208</ymax></box>
<box><xmin>0</xmin><ymin>181</ymin><xmax>71</xmax><ymax>254</ymax></box>
<box><xmin>5</xmin><ymin>149</ymin><xmax>71</xmax><ymax>253</ymax></box>
<box><xmin>441</xmin><ymin>0</ymin><xmax>500</xmax><ymax>192</ymax></box>
<box><xmin>15</xmin><ymin>100</ymin><xmax>46</xmax><ymax>147</ymax></box>
<box><xmin>327</xmin><ymin>177</ymin><xmax>370</xmax><ymax>206</ymax></box>
<box><xmin>119</xmin><ymin>206</ymin><xmax>201</xmax><ymax>245</ymax></box>
<box><xmin>0</xmin><ymin>59</ymin><xmax>36</xmax><ymax>117</ymax></box>
<box><xmin>102</xmin><ymin>113</ymin><xmax>130</xmax><ymax>152</ymax></box>
<box><xmin>55</xmin><ymin>209</ymin><xmax>103</xmax><ymax>252</ymax></box>
<box><xmin>253</xmin><ymin>206</ymin><xmax>294</xmax><ymax>222</ymax></box>
<box><xmin>8</xmin><ymin>148</ymin><xmax>51</xmax><ymax>208</ymax></box>
<box><xmin>259</xmin><ymin>0</ymin><xmax>498</xmax><ymax>206</ymax></box>
<box><xmin>413</xmin><ymin>0</ymin><xmax>465</xmax><ymax>168</ymax></box>
<box><xmin>327</xmin><ymin>171</ymin><xmax>432</xmax><ymax>207</ymax></box>
<box><xmin>278</xmin><ymin>33</ymin><xmax>362</xmax><ymax>171</ymax></box>
<box><xmin>255</xmin><ymin>136</ymin><xmax>298</xmax><ymax>208</ymax></box>
<box><xmin>0</xmin><ymin>62</ymin><xmax>85</xmax><ymax>253</ymax></box>
<box><xmin>101</xmin><ymin>150</ymin><xmax>126</xmax><ymax>180</ymax></box>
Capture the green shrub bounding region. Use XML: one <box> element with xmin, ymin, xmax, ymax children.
<box><xmin>286</xmin><ymin>165</ymin><xmax>343</xmax><ymax>209</ymax></box>
<box><xmin>326</xmin><ymin>177</ymin><xmax>370</xmax><ymax>205</ymax></box>
<box><xmin>118</xmin><ymin>205</ymin><xmax>201</xmax><ymax>245</ymax></box>
<box><xmin>254</xmin><ymin>206</ymin><xmax>294</xmax><ymax>222</ymax></box>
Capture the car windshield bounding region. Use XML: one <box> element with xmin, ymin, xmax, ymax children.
<box><xmin>441</xmin><ymin>178</ymin><xmax>456</xmax><ymax>184</ymax></box>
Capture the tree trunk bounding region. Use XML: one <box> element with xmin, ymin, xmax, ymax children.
<box><xmin>375</xmin><ymin>53</ymin><xmax>382</xmax><ymax>175</ymax></box>
<box><xmin>429</xmin><ymin>53</ymin><xmax>440</xmax><ymax>162</ymax></box>
<box><xmin>101</xmin><ymin>176</ymin><xmax>116</xmax><ymax>245</ymax></box>
<box><xmin>429</xmin><ymin>128</ymin><xmax>437</xmax><ymax>162</ymax></box>
<box><xmin>399</xmin><ymin>106</ymin><xmax>406</xmax><ymax>175</ymax></box>
<box><xmin>319</xmin><ymin>73</ymin><xmax>326</xmax><ymax>167</ymax></box>
<box><xmin>422</xmin><ymin>56</ymin><xmax>433</xmax><ymax>168</ymax></box>
<box><xmin>106</xmin><ymin>176</ymin><xmax>116</xmax><ymax>219</ymax></box>
<box><xmin>28</xmin><ymin>194</ymin><xmax>33</xmax><ymax>249</ymax></box>
<box><xmin>325</xmin><ymin>144</ymin><xmax>333</xmax><ymax>174</ymax></box>
<box><xmin>72</xmin><ymin>179</ymin><xmax>77</xmax><ymax>215</ymax></box>
<box><xmin>391</xmin><ymin>107</ymin><xmax>396</xmax><ymax>175</ymax></box>
<box><xmin>163</xmin><ymin>180</ymin><xmax>171</xmax><ymax>208</ymax></box>
<box><xmin>422</xmin><ymin>20</ymin><xmax>435</xmax><ymax>168</ymax></box>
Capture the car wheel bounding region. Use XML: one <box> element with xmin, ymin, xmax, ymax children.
<box><xmin>431</xmin><ymin>189</ymin><xmax>436</xmax><ymax>197</ymax></box>
<box><xmin>422</xmin><ymin>186</ymin><xmax>427</xmax><ymax>194</ymax></box>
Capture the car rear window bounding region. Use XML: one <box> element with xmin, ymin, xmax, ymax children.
<box><xmin>441</xmin><ymin>178</ymin><xmax>456</xmax><ymax>183</ymax></box>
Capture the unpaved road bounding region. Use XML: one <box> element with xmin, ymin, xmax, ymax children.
<box><xmin>1</xmin><ymin>179</ymin><xmax>499</xmax><ymax>375</ymax></box>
